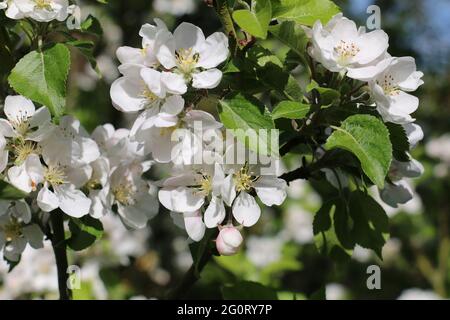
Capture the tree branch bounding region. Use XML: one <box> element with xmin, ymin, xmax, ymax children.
<box><xmin>50</xmin><ymin>212</ymin><xmax>72</xmax><ymax>300</ymax></box>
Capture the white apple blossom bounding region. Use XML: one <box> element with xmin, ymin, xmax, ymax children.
<box><xmin>0</xmin><ymin>200</ymin><xmax>44</xmax><ymax>262</ymax></box>
<box><xmin>309</xmin><ymin>14</ymin><xmax>389</xmax><ymax>78</ymax></box>
<box><xmin>0</xmin><ymin>95</ymin><xmax>53</xmax><ymax>144</ymax></box>
<box><xmin>109</xmin><ymin>163</ymin><xmax>159</xmax><ymax>229</ymax></box>
<box><xmin>0</xmin><ymin>0</ymin><xmax>25</xmax><ymax>19</ymax></box>
<box><xmin>159</xmin><ymin>160</ymin><xmax>227</xmax><ymax>241</ymax></box>
<box><xmin>155</xmin><ymin>22</ymin><xmax>229</xmax><ymax>93</ymax></box>
<box><xmin>222</xmin><ymin>162</ymin><xmax>287</xmax><ymax>227</ymax></box>
<box><xmin>368</xmin><ymin>57</ymin><xmax>424</xmax><ymax>124</ymax></box>
<box><xmin>215</xmin><ymin>225</ymin><xmax>243</xmax><ymax>256</ymax></box>
<box><xmin>133</xmin><ymin>107</ymin><xmax>221</xmax><ymax>163</ymax></box>
<box><xmin>39</xmin><ymin>115</ymin><xmax>100</xmax><ymax>167</ymax></box>
<box><xmin>116</xmin><ymin>19</ymin><xmax>169</xmax><ymax>67</ymax></box>
<box><xmin>4</xmin><ymin>0</ymin><xmax>71</xmax><ymax>22</ymax></box>
<box><xmin>379</xmin><ymin>159</ymin><xmax>424</xmax><ymax>208</ymax></box>
<box><xmin>110</xmin><ymin>64</ymin><xmax>186</xmax><ymax>114</ymax></box>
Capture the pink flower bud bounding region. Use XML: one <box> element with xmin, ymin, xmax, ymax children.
<box><xmin>216</xmin><ymin>226</ymin><xmax>243</xmax><ymax>256</ymax></box>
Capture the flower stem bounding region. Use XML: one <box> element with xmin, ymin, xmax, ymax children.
<box><xmin>50</xmin><ymin>211</ymin><xmax>72</xmax><ymax>300</ymax></box>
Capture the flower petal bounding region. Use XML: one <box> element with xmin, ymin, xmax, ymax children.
<box><xmin>204</xmin><ymin>196</ymin><xmax>226</xmax><ymax>228</ymax></box>
<box><xmin>232</xmin><ymin>192</ymin><xmax>261</xmax><ymax>227</ymax></box>
<box><xmin>192</xmin><ymin>69</ymin><xmax>222</xmax><ymax>89</ymax></box>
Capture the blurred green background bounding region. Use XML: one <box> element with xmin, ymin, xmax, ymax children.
<box><xmin>1</xmin><ymin>0</ymin><xmax>449</xmax><ymax>300</ymax></box>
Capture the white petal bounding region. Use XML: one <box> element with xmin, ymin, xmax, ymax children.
<box><xmin>221</xmin><ymin>174</ymin><xmax>236</xmax><ymax>207</ymax></box>
<box><xmin>0</xmin><ymin>119</ymin><xmax>17</xmax><ymax>137</ymax></box>
<box><xmin>159</xmin><ymin>95</ymin><xmax>185</xmax><ymax>117</ymax></box>
<box><xmin>8</xmin><ymin>163</ymin><xmax>32</xmax><ymax>193</ymax></box>
<box><xmin>403</xmin><ymin>123</ymin><xmax>423</xmax><ymax>148</ymax></box>
<box><xmin>173</xmin><ymin>22</ymin><xmax>205</xmax><ymax>52</ymax></box>
<box><xmin>37</xmin><ymin>186</ymin><xmax>59</xmax><ymax>212</ymax></box>
<box><xmin>183</xmin><ymin>211</ymin><xmax>205</xmax><ymax>242</ymax></box>
<box><xmin>232</xmin><ymin>192</ymin><xmax>261</xmax><ymax>227</ymax></box>
<box><xmin>66</xmin><ymin>164</ymin><xmax>92</xmax><ymax>188</ymax></box>
<box><xmin>4</xmin><ymin>95</ymin><xmax>35</xmax><ymax>123</ymax></box>
<box><xmin>356</xmin><ymin>29</ymin><xmax>389</xmax><ymax>65</ymax></box>
<box><xmin>55</xmin><ymin>184</ymin><xmax>91</xmax><ymax>217</ymax></box>
<box><xmin>204</xmin><ymin>196</ymin><xmax>226</xmax><ymax>228</ymax></box>
<box><xmin>155</xmin><ymin>30</ymin><xmax>177</xmax><ymax>69</ymax></box>
<box><xmin>198</xmin><ymin>32</ymin><xmax>229</xmax><ymax>69</ymax></box>
<box><xmin>23</xmin><ymin>224</ymin><xmax>44</xmax><ymax>249</ymax></box>
<box><xmin>110</xmin><ymin>77</ymin><xmax>146</xmax><ymax>112</ymax></box>
<box><xmin>116</xmin><ymin>46</ymin><xmax>144</xmax><ymax>65</ymax></box>
<box><xmin>29</xmin><ymin>106</ymin><xmax>51</xmax><ymax>128</ymax></box>
<box><xmin>158</xmin><ymin>186</ymin><xmax>204</xmax><ymax>213</ymax></box>
<box><xmin>254</xmin><ymin>176</ymin><xmax>287</xmax><ymax>206</ymax></box>
<box><xmin>192</xmin><ymin>69</ymin><xmax>222</xmax><ymax>89</ymax></box>
<box><xmin>140</xmin><ymin>67</ymin><xmax>166</xmax><ymax>98</ymax></box>
<box><xmin>379</xmin><ymin>180</ymin><xmax>413</xmax><ymax>208</ymax></box>
<box><xmin>117</xmin><ymin>204</ymin><xmax>149</xmax><ymax>229</ymax></box>
<box><xmin>161</xmin><ymin>72</ymin><xmax>187</xmax><ymax>95</ymax></box>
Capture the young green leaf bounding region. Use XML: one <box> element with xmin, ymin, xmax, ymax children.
<box><xmin>0</xmin><ymin>180</ymin><xmax>27</xmax><ymax>200</ymax></box>
<box><xmin>385</xmin><ymin>122</ymin><xmax>411</xmax><ymax>162</ymax></box>
<box><xmin>67</xmin><ymin>216</ymin><xmax>104</xmax><ymax>251</ymax></box>
<box><xmin>349</xmin><ymin>191</ymin><xmax>389</xmax><ymax>258</ymax></box>
<box><xmin>268</xmin><ymin>21</ymin><xmax>309</xmax><ymax>57</ymax></box>
<box><xmin>325</xmin><ymin>115</ymin><xmax>392</xmax><ymax>188</ymax></box>
<box><xmin>272</xmin><ymin>101</ymin><xmax>310</xmax><ymax>120</ymax></box>
<box><xmin>8</xmin><ymin>44</ymin><xmax>70</xmax><ymax>118</ymax></box>
<box><xmin>218</xmin><ymin>93</ymin><xmax>276</xmax><ymax>157</ymax></box>
<box><xmin>272</xmin><ymin>0</ymin><xmax>341</xmax><ymax>26</ymax></box>
<box><xmin>232</xmin><ymin>0</ymin><xmax>272</xmax><ymax>39</ymax></box>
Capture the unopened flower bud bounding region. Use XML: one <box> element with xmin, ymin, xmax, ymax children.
<box><xmin>216</xmin><ymin>226</ymin><xmax>243</xmax><ymax>256</ymax></box>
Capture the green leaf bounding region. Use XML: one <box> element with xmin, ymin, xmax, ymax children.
<box><xmin>385</xmin><ymin>122</ymin><xmax>410</xmax><ymax>162</ymax></box>
<box><xmin>222</xmin><ymin>281</ymin><xmax>278</xmax><ymax>300</ymax></box>
<box><xmin>246</xmin><ymin>46</ymin><xmax>302</xmax><ymax>101</ymax></box>
<box><xmin>349</xmin><ymin>191</ymin><xmax>389</xmax><ymax>258</ymax></box>
<box><xmin>307</xmin><ymin>80</ymin><xmax>340</xmax><ymax>106</ymax></box>
<box><xmin>268</xmin><ymin>21</ymin><xmax>309</xmax><ymax>57</ymax></box>
<box><xmin>80</xmin><ymin>15</ymin><xmax>103</xmax><ymax>37</ymax></box>
<box><xmin>232</xmin><ymin>0</ymin><xmax>272</xmax><ymax>39</ymax></box>
<box><xmin>325</xmin><ymin>114</ymin><xmax>393</xmax><ymax>188</ymax></box>
<box><xmin>0</xmin><ymin>180</ymin><xmax>27</xmax><ymax>200</ymax></box>
<box><xmin>65</xmin><ymin>40</ymin><xmax>99</xmax><ymax>74</ymax></box>
<box><xmin>272</xmin><ymin>0</ymin><xmax>341</xmax><ymax>26</ymax></box>
<box><xmin>313</xmin><ymin>200</ymin><xmax>333</xmax><ymax>235</ymax></box>
<box><xmin>218</xmin><ymin>92</ymin><xmax>276</xmax><ymax>156</ymax></box>
<box><xmin>272</xmin><ymin>101</ymin><xmax>310</xmax><ymax>120</ymax></box>
<box><xmin>313</xmin><ymin>199</ymin><xmax>353</xmax><ymax>260</ymax></box>
<box><xmin>8</xmin><ymin>44</ymin><xmax>70</xmax><ymax>118</ymax></box>
<box><xmin>67</xmin><ymin>216</ymin><xmax>104</xmax><ymax>251</ymax></box>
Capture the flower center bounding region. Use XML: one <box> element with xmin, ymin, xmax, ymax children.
<box><xmin>112</xmin><ymin>182</ymin><xmax>136</xmax><ymax>206</ymax></box>
<box><xmin>234</xmin><ymin>166</ymin><xmax>257</xmax><ymax>192</ymax></box>
<box><xmin>0</xmin><ymin>218</ymin><xmax>22</xmax><ymax>242</ymax></box>
<box><xmin>10</xmin><ymin>111</ymin><xmax>32</xmax><ymax>136</ymax></box>
<box><xmin>13</xmin><ymin>140</ymin><xmax>38</xmax><ymax>165</ymax></box>
<box><xmin>376</xmin><ymin>74</ymin><xmax>400</xmax><ymax>96</ymax></box>
<box><xmin>175</xmin><ymin>48</ymin><xmax>200</xmax><ymax>75</ymax></box>
<box><xmin>45</xmin><ymin>165</ymin><xmax>67</xmax><ymax>186</ymax></box>
<box><xmin>196</xmin><ymin>173</ymin><xmax>212</xmax><ymax>196</ymax></box>
<box><xmin>140</xmin><ymin>86</ymin><xmax>159</xmax><ymax>105</ymax></box>
<box><xmin>34</xmin><ymin>0</ymin><xmax>52</xmax><ymax>10</ymax></box>
<box><xmin>334</xmin><ymin>40</ymin><xmax>360</xmax><ymax>65</ymax></box>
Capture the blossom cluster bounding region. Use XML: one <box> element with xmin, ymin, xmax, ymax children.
<box><xmin>308</xmin><ymin>14</ymin><xmax>425</xmax><ymax>206</ymax></box>
<box><xmin>0</xmin><ymin>0</ymin><xmax>77</xmax><ymax>22</ymax></box>
<box><xmin>0</xmin><ymin>95</ymin><xmax>159</xmax><ymax>260</ymax></box>
<box><xmin>109</xmin><ymin>19</ymin><xmax>289</xmax><ymax>255</ymax></box>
